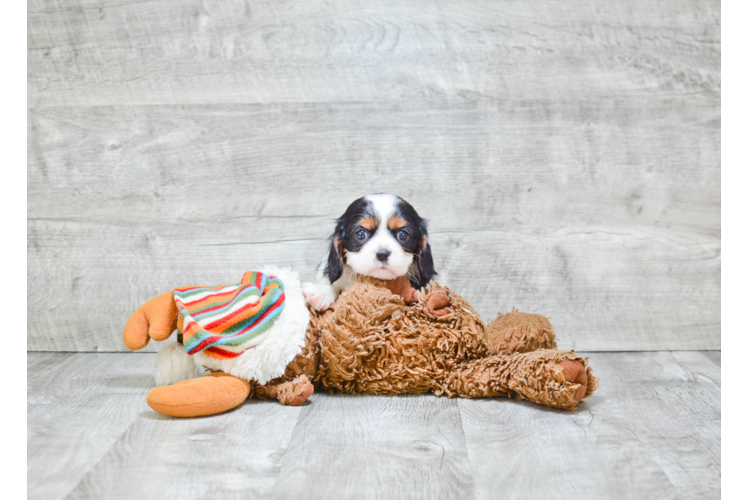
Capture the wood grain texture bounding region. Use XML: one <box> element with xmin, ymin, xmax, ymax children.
<box><xmin>459</xmin><ymin>351</ymin><xmax>721</xmax><ymax>500</ymax></box>
<box><xmin>27</xmin><ymin>351</ymin><xmax>720</xmax><ymax>499</ymax></box>
<box><xmin>271</xmin><ymin>394</ymin><xmax>474</xmax><ymax>500</ymax></box>
<box><xmin>27</xmin><ymin>353</ymin><xmax>155</xmax><ymax>500</ymax></box>
<box><xmin>27</xmin><ymin>0</ymin><xmax>720</xmax><ymax>106</ymax></box>
<box><xmin>66</xmin><ymin>396</ymin><xmax>303</xmax><ymax>500</ymax></box>
<box><xmin>28</xmin><ymin>99</ymin><xmax>719</xmax><ymax>351</ymax></box>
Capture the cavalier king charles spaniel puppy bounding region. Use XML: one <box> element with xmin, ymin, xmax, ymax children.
<box><xmin>302</xmin><ymin>193</ymin><xmax>436</xmax><ymax>311</ymax></box>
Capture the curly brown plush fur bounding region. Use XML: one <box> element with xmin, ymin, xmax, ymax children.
<box><xmin>248</xmin><ymin>277</ymin><xmax>597</xmax><ymax>411</ymax></box>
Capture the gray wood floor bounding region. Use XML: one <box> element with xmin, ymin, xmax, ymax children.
<box><xmin>28</xmin><ymin>351</ymin><xmax>720</xmax><ymax>500</ymax></box>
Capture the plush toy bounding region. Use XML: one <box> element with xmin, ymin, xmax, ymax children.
<box><xmin>123</xmin><ymin>268</ymin><xmax>597</xmax><ymax>417</ymax></box>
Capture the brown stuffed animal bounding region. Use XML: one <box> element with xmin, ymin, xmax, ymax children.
<box><xmin>124</xmin><ymin>275</ymin><xmax>597</xmax><ymax>417</ymax></box>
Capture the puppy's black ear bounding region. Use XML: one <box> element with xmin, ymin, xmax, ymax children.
<box><xmin>324</xmin><ymin>222</ymin><xmax>345</xmax><ymax>283</ymax></box>
<box><xmin>411</xmin><ymin>222</ymin><xmax>436</xmax><ymax>289</ymax></box>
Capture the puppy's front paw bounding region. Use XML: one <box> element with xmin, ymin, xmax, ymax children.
<box><xmin>301</xmin><ymin>282</ymin><xmax>336</xmax><ymax>311</ymax></box>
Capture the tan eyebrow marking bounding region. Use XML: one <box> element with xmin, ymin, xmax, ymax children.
<box><xmin>388</xmin><ymin>216</ymin><xmax>407</xmax><ymax>230</ymax></box>
<box><xmin>359</xmin><ymin>217</ymin><xmax>377</xmax><ymax>230</ymax></box>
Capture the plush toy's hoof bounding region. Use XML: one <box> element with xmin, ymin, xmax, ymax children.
<box><xmin>559</xmin><ymin>359</ymin><xmax>588</xmax><ymax>404</ymax></box>
<box><xmin>146</xmin><ymin>372</ymin><xmax>251</xmax><ymax>418</ymax></box>
<box><xmin>426</xmin><ymin>292</ymin><xmax>451</xmax><ymax>316</ymax></box>
<box><xmin>267</xmin><ymin>375</ymin><xmax>315</xmax><ymax>406</ymax></box>
<box><xmin>288</xmin><ymin>383</ymin><xmax>314</xmax><ymax>406</ymax></box>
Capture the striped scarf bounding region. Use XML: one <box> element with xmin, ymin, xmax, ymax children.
<box><xmin>173</xmin><ymin>271</ymin><xmax>286</xmax><ymax>359</ymax></box>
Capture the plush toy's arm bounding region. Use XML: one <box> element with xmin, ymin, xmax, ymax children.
<box><xmin>123</xmin><ymin>292</ymin><xmax>179</xmax><ymax>350</ymax></box>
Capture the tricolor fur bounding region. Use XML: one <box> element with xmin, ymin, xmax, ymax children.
<box><xmin>302</xmin><ymin>194</ymin><xmax>436</xmax><ymax>311</ymax></box>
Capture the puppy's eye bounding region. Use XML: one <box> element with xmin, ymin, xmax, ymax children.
<box><xmin>396</xmin><ymin>230</ymin><xmax>409</xmax><ymax>242</ymax></box>
<box><xmin>355</xmin><ymin>229</ymin><xmax>368</xmax><ymax>240</ymax></box>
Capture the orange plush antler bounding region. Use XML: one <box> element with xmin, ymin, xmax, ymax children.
<box><xmin>123</xmin><ymin>292</ymin><xmax>179</xmax><ymax>350</ymax></box>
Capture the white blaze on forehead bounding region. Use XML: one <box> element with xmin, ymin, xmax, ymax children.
<box><xmin>364</xmin><ymin>193</ymin><xmax>398</xmax><ymax>224</ymax></box>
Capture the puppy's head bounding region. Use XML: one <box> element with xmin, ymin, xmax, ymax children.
<box><xmin>325</xmin><ymin>193</ymin><xmax>436</xmax><ymax>289</ymax></box>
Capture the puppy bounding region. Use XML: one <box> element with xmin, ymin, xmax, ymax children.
<box><xmin>302</xmin><ymin>193</ymin><xmax>436</xmax><ymax>311</ymax></box>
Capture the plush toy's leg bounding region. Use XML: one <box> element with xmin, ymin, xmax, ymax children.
<box><xmin>260</xmin><ymin>375</ymin><xmax>315</xmax><ymax>406</ymax></box>
<box><xmin>123</xmin><ymin>292</ymin><xmax>179</xmax><ymax>350</ymax></box>
<box><xmin>484</xmin><ymin>311</ymin><xmax>557</xmax><ymax>355</ymax></box>
<box><xmin>440</xmin><ymin>350</ymin><xmax>597</xmax><ymax>410</ymax></box>
<box><xmin>146</xmin><ymin>372</ymin><xmax>251</xmax><ymax>418</ymax></box>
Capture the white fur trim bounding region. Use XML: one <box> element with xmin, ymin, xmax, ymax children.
<box><xmin>191</xmin><ymin>266</ymin><xmax>310</xmax><ymax>385</ymax></box>
<box><xmin>155</xmin><ymin>342</ymin><xmax>204</xmax><ymax>386</ymax></box>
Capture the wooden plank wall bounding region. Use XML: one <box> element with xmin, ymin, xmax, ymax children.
<box><xmin>27</xmin><ymin>0</ymin><xmax>721</xmax><ymax>352</ymax></box>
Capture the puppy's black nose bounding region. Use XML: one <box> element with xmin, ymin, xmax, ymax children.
<box><xmin>376</xmin><ymin>249</ymin><xmax>391</xmax><ymax>262</ymax></box>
